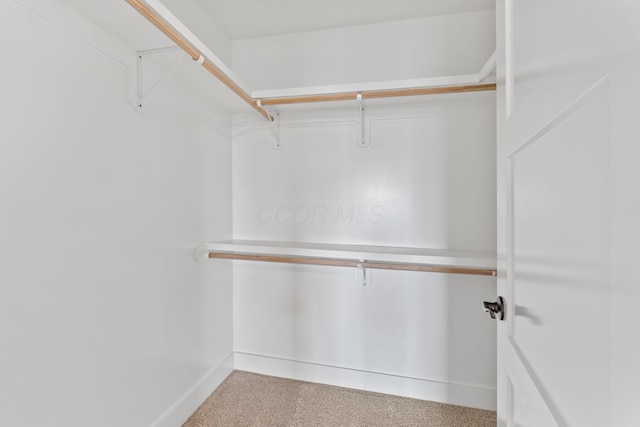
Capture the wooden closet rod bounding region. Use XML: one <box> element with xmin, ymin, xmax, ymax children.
<box><xmin>257</xmin><ymin>83</ymin><xmax>497</xmax><ymax>106</ymax></box>
<box><xmin>126</xmin><ymin>0</ymin><xmax>496</xmax><ymax>120</ymax></box>
<box><xmin>208</xmin><ymin>251</ymin><xmax>497</xmax><ymax>277</ymax></box>
<box><xmin>124</xmin><ymin>0</ymin><xmax>274</xmax><ymax>122</ymax></box>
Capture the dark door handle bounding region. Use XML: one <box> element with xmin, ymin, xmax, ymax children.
<box><xmin>483</xmin><ymin>296</ymin><xmax>505</xmax><ymax>321</ymax></box>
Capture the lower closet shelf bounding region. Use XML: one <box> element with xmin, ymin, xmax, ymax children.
<box><xmin>201</xmin><ymin>240</ymin><xmax>497</xmax><ymax>277</ymax></box>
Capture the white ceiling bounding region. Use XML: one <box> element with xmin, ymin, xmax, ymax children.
<box><xmin>59</xmin><ymin>0</ymin><xmax>495</xmax><ymax>49</ymax></box>
<box><xmin>197</xmin><ymin>0</ymin><xmax>495</xmax><ymax>40</ymax></box>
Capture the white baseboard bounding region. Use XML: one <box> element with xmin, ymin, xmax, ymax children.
<box><xmin>234</xmin><ymin>352</ymin><xmax>496</xmax><ymax>411</ymax></box>
<box><xmin>151</xmin><ymin>350</ymin><xmax>495</xmax><ymax>427</ymax></box>
<box><xmin>152</xmin><ymin>353</ymin><xmax>234</xmax><ymax>427</ymax></box>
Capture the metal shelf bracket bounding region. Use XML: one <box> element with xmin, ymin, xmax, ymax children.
<box><xmin>133</xmin><ymin>46</ymin><xmax>184</xmax><ymax>113</ymax></box>
<box><xmin>271</xmin><ymin>112</ymin><xmax>282</xmax><ymax>150</ymax></box>
<box><xmin>357</xmin><ymin>94</ymin><xmax>369</xmax><ymax>148</ymax></box>
<box><xmin>257</xmin><ymin>100</ymin><xmax>282</xmax><ymax>149</ymax></box>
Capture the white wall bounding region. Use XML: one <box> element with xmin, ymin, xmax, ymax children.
<box><xmin>229</xmin><ymin>10</ymin><xmax>497</xmax><ymax>410</ymax></box>
<box><xmin>0</xmin><ymin>2</ymin><xmax>232</xmax><ymax>426</ymax></box>
<box><xmin>231</xmin><ymin>94</ymin><xmax>497</xmax><ymax>409</ymax></box>
<box><xmin>232</xmin><ymin>10</ymin><xmax>496</xmax><ymax>89</ymax></box>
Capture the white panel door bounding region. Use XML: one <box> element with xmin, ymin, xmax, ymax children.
<box><xmin>496</xmin><ymin>1</ymin><xmax>640</xmax><ymax>426</ymax></box>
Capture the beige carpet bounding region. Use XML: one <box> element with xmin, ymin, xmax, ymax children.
<box><xmin>183</xmin><ymin>370</ymin><xmax>496</xmax><ymax>426</ymax></box>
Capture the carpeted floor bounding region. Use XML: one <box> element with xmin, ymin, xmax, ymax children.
<box><xmin>183</xmin><ymin>370</ymin><xmax>496</xmax><ymax>426</ymax></box>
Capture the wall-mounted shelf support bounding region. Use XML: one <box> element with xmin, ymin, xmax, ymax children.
<box><xmin>271</xmin><ymin>112</ymin><xmax>282</xmax><ymax>149</ymax></box>
<box><xmin>256</xmin><ymin>101</ymin><xmax>282</xmax><ymax>149</ymax></box>
<box><xmin>356</xmin><ymin>260</ymin><xmax>368</xmax><ymax>286</ymax></box>
<box><xmin>357</xmin><ymin>94</ymin><xmax>369</xmax><ymax>148</ymax></box>
<box><xmin>134</xmin><ymin>46</ymin><xmax>182</xmax><ymax>112</ymax></box>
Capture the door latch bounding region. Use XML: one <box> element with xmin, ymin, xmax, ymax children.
<box><xmin>483</xmin><ymin>296</ymin><xmax>505</xmax><ymax>321</ymax></box>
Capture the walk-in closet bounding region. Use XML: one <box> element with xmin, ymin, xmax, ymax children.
<box><xmin>3</xmin><ymin>1</ymin><xmax>639</xmax><ymax>426</ymax></box>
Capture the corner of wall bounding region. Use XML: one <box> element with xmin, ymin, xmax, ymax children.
<box><xmin>152</xmin><ymin>354</ymin><xmax>235</xmax><ymax>427</ymax></box>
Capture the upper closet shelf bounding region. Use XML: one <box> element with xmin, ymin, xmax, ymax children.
<box><xmin>125</xmin><ymin>0</ymin><xmax>496</xmax><ymax>121</ymax></box>
<box><xmin>198</xmin><ymin>240</ymin><xmax>497</xmax><ymax>277</ymax></box>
